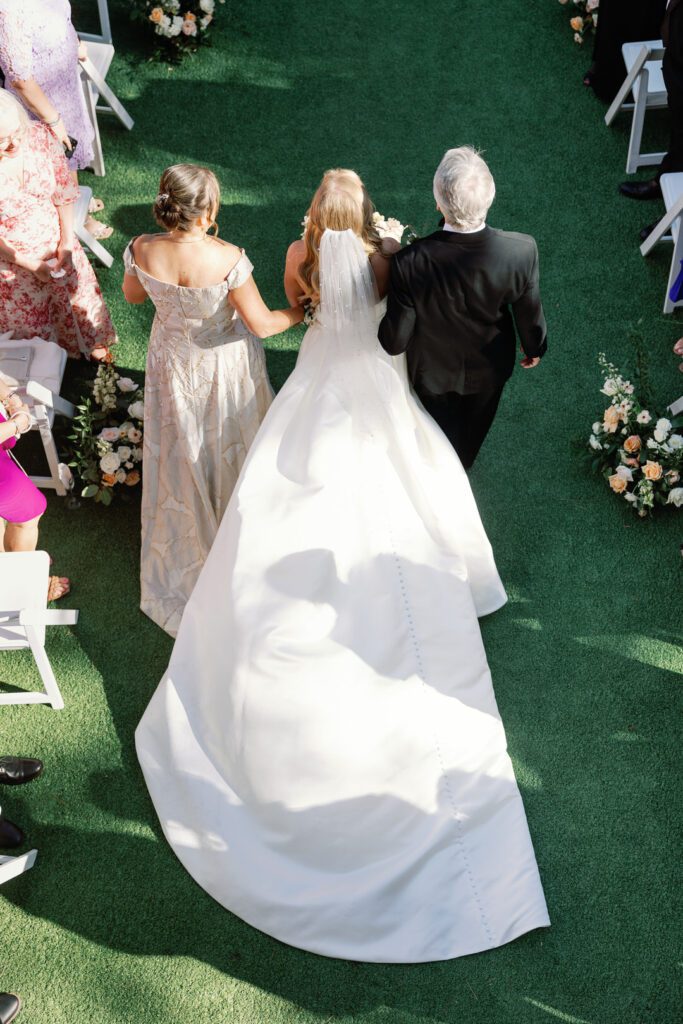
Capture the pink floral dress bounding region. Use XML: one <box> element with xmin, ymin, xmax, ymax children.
<box><xmin>0</xmin><ymin>122</ymin><xmax>116</xmax><ymax>358</ymax></box>
<box><xmin>0</xmin><ymin>0</ymin><xmax>95</xmax><ymax>172</ymax></box>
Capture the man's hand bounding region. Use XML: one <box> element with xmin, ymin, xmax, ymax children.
<box><xmin>520</xmin><ymin>355</ymin><xmax>541</xmax><ymax>369</ymax></box>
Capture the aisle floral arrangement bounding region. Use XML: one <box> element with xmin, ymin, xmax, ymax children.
<box><xmin>68</xmin><ymin>365</ymin><xmax>144</xmax><ymax>506</ymax></box>
<box><xmin>559</xmin><ymin>0</ymin><xmax>599</xmax><ymax>44</ymax></box>
<box><xmin>133</xmin><ymin>0</ymin><xmax>225</xmax><ymax>57</ymax></box>
<box><xmin>586</xmin><ymin>354</ymin><xmax>682</xmax><ymax>517</ymax></box>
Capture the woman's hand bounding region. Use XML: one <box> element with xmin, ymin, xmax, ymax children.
<box><xmin>49</xmin><ymin>116</ymin><xmax>72</xmax><ymax>153</ymax></box>
<box><xmin>55</xmin><ymin>243</ymin><xmax>73</xmax><ymax>273</ymax></box>
<box><xmin>27</xmin><ymin>259</ymin><xmax>53</xmax><ymax>283</ymax></box>
<box><xmin>5</xmin><ymin>393</ymin><xmax>25</xmax><ymax>416</ymax></box>
<box><xmin>78</xmin><ymin>40</ymin><xmax>88</xmax><ymax>61</ymax></box>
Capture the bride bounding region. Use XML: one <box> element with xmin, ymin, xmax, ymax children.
<box><xmin>136</xmin><ymin>169</ymin><xmax>550</xmax><ymax>963</ymax></box>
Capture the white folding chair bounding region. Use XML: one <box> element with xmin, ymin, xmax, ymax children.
<box><xmin>0</xmin><ymin>335</ymin><xmax>75</xmax><ymax>496</ymax></box>
<box><xmin>77</xmin><ymin>0</ymin><xmax>113</xmax><ymax>45</ymax></box>
<box><xmin>74</xmin><ymin>185</ymin><xmax>113</xmax><ymax>267</ymax></box>
<box><xmin>0</xmin><ymin>849</ymin><xmax>38</xmax><ymax>885</ymax></box>
<box><xmin>640</xmin><ymin>173</ymin><xmax>683</xmax><ymax>314</ymax></box>
<box><xmin>0</xmin><ymin>552</ymin><xmax>78</xmax><ymax>710</ymax></box>
<box><xmin>605</xmin><ymin>41</ymin><xmax>667</xmax><ymax>174</ymax></box>
<box><xmin>80</xmin><ymin>44</ymin><xmax>134</xmax><ymax>177</ymax></box>
<box><xmin>669</xmin><ymin>395</ymin><xmax>683</xmax><ymax>417</ymax></box>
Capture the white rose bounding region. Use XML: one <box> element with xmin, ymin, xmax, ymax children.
<box><xmin>100</xmin><ymin>451</ymin><xmax>121</xmax><ymax>474</ymax></box>
<box><xmin>654</xmin><ymin>429</ymin><xmax>668</xmax><ymax>443</ymax></box>
<box><xmin>115</xmin><ymin>468</ymin><xmax>127</xmax><ymax>484</ymax></box>
<box><xmin>589</xmin><ymin>435</ymin><xmax>602</xmax><ymax>450</ymax></box>
<box><xmin>117</xmin><ymin>445</ymin><xmax>132</xmax><ymax>462</ymax></box>
<box><xmin>646</xmin><ymin>438</ymin><xmax>658</xmax><ymax>449</ymax></box>
<box><xmin>128</xmin><ymin>401</ymin><xmax>144</xmax><ymax>421</ymax></box>
<box><xmin>601</xmin><ymin>379</ymin><xmax>618</xmax><ymax>396</ymax></box>
<box><xmin>668</xmin><ymin>433</ymin><xmax>683</xmax><ymax>450</ymax></box>
<box><xmin>592</xmin><ymin>422</ymin><xmax>602</xmax><ymax>434</ymax></box>
<box><xmin>200</xmin><ymin>0</ymin><xmax>215</xmax><ymax>11</ymax></box>
<box><xmin>99</xmin><ymin>427</ymin><xmax>120</xmax><ymax>443</ymax></box>
<box><xmin>117</xmin><ymin>377</ymin><xmax>138</xmax><ymax>393</ymax></box>
<box><xmin>666</xmin><ymin>487</ymin><xmax>683</xmax><ymax>507</ymax></box>
<box><xmin>636</xmin><ymin>410</ymin><xmax>651</xmax><ymax>424</ymax></box>
<box><xmin>655</xmin><ymin>418</ymin><xmax>671</xmax><ymax>437</ymax></box>
<box><xmin>616</xmin><ymin>465</ymin><xmax>633</xmax><ymax>481</ymax></box>
<box><xmin>169</xmin><ymin>14</ymin><xmax>183</xmax><ymax>35</ymax></box>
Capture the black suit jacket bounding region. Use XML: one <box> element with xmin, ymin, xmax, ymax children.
<box><xmin>378</xmin><ymin>227</ymin><xmax>548</xmax><ymax>396</ymax></box>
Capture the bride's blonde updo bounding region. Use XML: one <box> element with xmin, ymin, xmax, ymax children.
<box><xmin>299</xmin><ymin>169</ymin><xmax>382</xmax><ymax>304</ymax></box>
<box><xmin>153</xmin><ymin>163</ymin><xmax>221</xmax><ymax>234</ymax></box>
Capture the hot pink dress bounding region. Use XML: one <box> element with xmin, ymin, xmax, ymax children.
<box><xmin>0</xmin><ymin>409</ymin><xmax>47</xmax><ymax>523</ymax></box>
<box><xmin>0</xmin><ymin>122</ymin><xmax>116</xmax><ymax>358</ymax></box>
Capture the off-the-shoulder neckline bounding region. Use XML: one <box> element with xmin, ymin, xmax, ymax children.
<box><xmin>126</xmin><ymin>243</ymin><xmax>250</xmax><ymax>291</ymax></box>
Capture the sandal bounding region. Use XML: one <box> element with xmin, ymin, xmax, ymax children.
<box><xmin>47</xmin><ymin>575</ymin><xmax>70</xmax><ymax>601</ymax></box>
<box><xmin>88</xmin><ymin>196</ymin><xmax>105</xmax><ymax>214</ymax></box>
<box><xmin>84</xmin><ymin>216</ymin><xmax>113</xmax><ymax>240</ymax></box>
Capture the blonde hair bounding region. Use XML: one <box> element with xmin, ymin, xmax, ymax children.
<box><xmin>153</xmin><ymin>163</ymin><xmax>221</xmax><ymax>234</ymax></box>
<box><xmin>0</xmin><ymin>90</ymin><xmax>30</xmax><ymax>136</ymax></box>
<box><xmin>299</xmin><ymin>169</ymin><xmax>381</xmax><ymax>304</ymax></box>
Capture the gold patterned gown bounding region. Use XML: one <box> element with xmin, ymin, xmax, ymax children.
<box><xmin>123</xmin><ymin>244</ymin><xmax>274</xmax><ymax>636</ymax></box>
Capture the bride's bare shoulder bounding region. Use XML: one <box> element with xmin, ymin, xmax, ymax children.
<box><xmin>286</xmin><ymin>239</ymin><xmax>306</xmax><ymax>263</ymax></box>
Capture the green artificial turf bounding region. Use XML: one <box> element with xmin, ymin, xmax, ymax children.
<box><xmin>1</xmin><ymin>1</ymin><xmax>682</xmax><ymax>1021</ymax></box>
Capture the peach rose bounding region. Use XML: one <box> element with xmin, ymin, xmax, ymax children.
<box><xmin>642</xmin><ymin>460</ymin><xmax>663</xmax><ymax>481</ymax></box>
<box><xmin>149</xmin><ymin>6</ymin><xmax>164</xmax><ymax>23</ymax></box>
<box><xmin>623</xmin><ymin>435</ymin><xmax>641</xmax><ymax>454</ymax></box>
<box><xmin>125</xmin><ymin>470</ymin><xmax>141</xmax><ymax>486</ymax></box>
<box><xmin>184</xmin><ymin>10</ymin><xmax>197</xmax><ymax>19</ymax></box>
<box><xmin>101</xmin><ymin>472</ymin><xmax>117</xmax><ymax>487</ymax></box>
<box><xmin>603</xmin><ymin>406</ymin><xmax>621</xmax><ymax>433</ymax></box>
<box><xmin>608</xmin><ymin>474</ymin><xmax>627</xmax><ymax>494</ymax></box>
<box><xmin>570</xmin><ymin>16</ymin><xmax>584</xmax><ymax>30</ymax></box>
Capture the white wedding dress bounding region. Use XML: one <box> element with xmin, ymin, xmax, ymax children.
<box><xmin>136</xmin><ymin>230</ymin><xmax>550</xmax><ymax>963</ymax></box>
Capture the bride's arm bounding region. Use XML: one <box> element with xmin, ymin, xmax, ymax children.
<box><xmin>370</xmin><ymin>238</ymin><xmax>401</xmax><ymax>299</ymax></box>
<box><xmin>284</xmin><ymin>240</ymin><xmax>307</xmax><ymax>306</ymax></box>
<box><xmin>229</xmin><ymin>276</ymin><xmax>304</xmax><ymax>339</ymax></box>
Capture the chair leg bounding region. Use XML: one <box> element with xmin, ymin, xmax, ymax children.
<box><xmin>83</xmin><ymin>79</ymin><xmax>105</xmax><ymax>177</ymax></box>
<box><xmin>75</xmin><ymin>222</ymin><xmax>114</xmax><ymax>268</ymax></box>
<box><xmin>24</xmin><ymin>624</ymin><xmax>65</xmax><ymax>710</ymax></box>
<box><xmin>626</xmin><ymin>71</ymin><xmax>648</xmax><ymax>174</ymax></box>
<box><xmin>0</xmin><ymin>850</ymin><xmax>38</xmax><ymax>885</ymax></box>
<box><xmin>34</xmin><ymin>404</ymin><xmax>66</xmax><ymax>497</ymax></box>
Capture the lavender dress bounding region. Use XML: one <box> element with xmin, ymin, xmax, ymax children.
<box><xmin>0</xmin><ymin>0</ymin><xmax>95</xmax><ymax>171</ymax></box>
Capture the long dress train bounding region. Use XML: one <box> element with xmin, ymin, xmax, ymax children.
<box><xmin>136</xmin><ymin>230</ymin><xmax>549</xmax><ymax>962</ymax></box>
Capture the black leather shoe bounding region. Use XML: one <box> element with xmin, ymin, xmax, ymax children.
<box><xmin>640</xmin><ymin>220</ymin><xmax>660</xmax><ymax>243</ymax></box>
<box><xmin>0</xmin><ymin>994</ymin><xmax>21</xmax><ymax>1024</ymax></box>
<box><xmin>618</xmin><ymin>178</ymin><xmax>662</xmax><ymax>201</ymax></box>
<box><xmin>0</xmin><ymin>757</ymin><xmax>43</xmax><ymax>786</ymax></box>
<box><xmin>0</xmin><ymin>816</ymin><xmax>25</xmax><ymax>849</ymax></box>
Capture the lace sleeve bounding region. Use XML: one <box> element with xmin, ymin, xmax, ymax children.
<box><xmin>226</xmin><ymin>252</ymin><xmax>254</xmax><ymax>290</ymax></box>
<box><xmin>0</xmin><ymin>10</ymin><xmax>33</xmax><ymax>82</ymax></box>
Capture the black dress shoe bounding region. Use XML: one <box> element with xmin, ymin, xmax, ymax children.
<box><xmin>640</xmin><ymin>220</ymin><xmax>660</xmax><ymax>243</ymax></box>
<box><xmin>618</xmin><ymin>178</ymin><xmax>662</xmax><ymax>201</ymax></box>
<box><xmin>0</xmin><ymin>757</ymin><xmax>43</xmax><ymax>786</ymax></box>
<box><xmin>0</xmin><ymin>816</ymin><xmax>25</xmax><ymax>849</ymax></box>
<box><xmin>0</xmin><ymin>994</ymin><xmax>21</xmax><ymax>1024</ymax></box>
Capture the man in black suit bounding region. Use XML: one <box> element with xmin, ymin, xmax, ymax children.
<box><xmin>378</xmin><ymin>147</ymin><xmax>547</xmax><ymax>469</ymax></box>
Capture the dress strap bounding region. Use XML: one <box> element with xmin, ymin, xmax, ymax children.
<box><xmin>226</xmin><ymin>250</ymin><xmax>254</xmax><ymax>290</ymax></box>
<box><xmin>123</xmin><ymin>237</ymin><xmax>139</xmax><ymax>277</ymax></box>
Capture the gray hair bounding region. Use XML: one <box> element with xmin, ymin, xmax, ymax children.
<box><xmin>0</xmin><ymin>90</ymin><xmax>30</xmax><ymax>134</ymax></box>
<box><xmin>433</xmin><ymin>147</ymin><xmax>495</xmax><ymax>230</ymax></box>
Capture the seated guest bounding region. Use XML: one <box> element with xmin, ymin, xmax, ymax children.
<box><xmin>0</xmin><ymin>91</ymin><xmax>116</xmax><ymax>360</ymax></box>
<box><xmin>0</xmin><ymin>755</ymin><xmax>43</xmax><ymax>849</ymax></box>
<box><xmin>0</xmin><ymin>0</ymin><xmax>111</xmax><ymax>237</ymax></box>
<box><xmin>0</xmin><ymin>993</ymin><xmax>20</xmax><ymax>1024</ymax></box>
<box><xmin>620</xmin><ymin>0</ymin><xmax>683</xmax><ymax>204</ymax></box>
<box><xmin>0</xmin><ymin>380</ymin><xmax>69</xmax><ymax>600</ymax></box>
<box><xmin>585</xmin><ymin>0</ymin><xmax>667</xmax><ymax>101</ymax></box>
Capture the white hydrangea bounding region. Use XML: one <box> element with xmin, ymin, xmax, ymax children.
<box><xmin>200</xmin><ymin>0</ymin><xmax>215</xmax><ymax>11</ymax></box>
<box><xmin>589</xmin><ymin>434</ymin><xmax>602</xmax><ymax>450</ymax></box>
<box><xmin>667</xmin><ymin>488</ymin><xmax>683</xmax><ymax>507</ymax></box>
<box><xmin>169</xmin><ymin>15</ymin><xmax>183</xmax><ymax>35</ymax></box>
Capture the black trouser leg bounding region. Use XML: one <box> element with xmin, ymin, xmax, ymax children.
<box><xmin>419</xmin><ymin>384</ymin><xmax>505</xmax><ymax>470</ymax></box>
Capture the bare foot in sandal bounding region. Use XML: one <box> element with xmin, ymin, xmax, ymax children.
<box><xmin>47</xmin><ymin>576</ymin><xmax>70</xmax><ymax>601</ymax></box>
<box><xmin>88</xmin><ymin>196</ymin><xmax>105</xmax><ymax>214</ymax></box>
<box><xmin>84</xmin><ymin>216</ymin><xmax>113</xmax><ymax>240</ymax></box>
